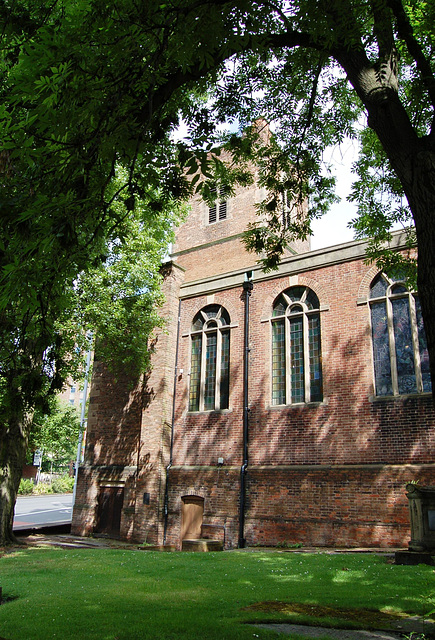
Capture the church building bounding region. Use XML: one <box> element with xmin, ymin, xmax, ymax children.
<box><xmin>71</xmin><ymin>139</ymin><xmax>435</xmax><ymax>549</ymax></box>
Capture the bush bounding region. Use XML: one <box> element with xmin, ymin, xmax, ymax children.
<box><xmin>18</xmin><ymin>479</ymin><xmax>35</xmax><ymax>495</ymax></box>
<box><xmin>18</xmin><ymin>475</ymin><xmax>75</xmax><ymax>495</ymax></box>
<box><xmin>33</xmin><ymin>482</ymin><xmax>54</xmax><ymax>495</ymax></box>
<box><xmin>51</xmin><ymin>475</ymin><xmax>75</xmax><ymax>493</ymax></box>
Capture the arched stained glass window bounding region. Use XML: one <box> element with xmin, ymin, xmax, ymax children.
<box><xmin>189</xmin><ymin>305</ymin><xmax>231</xmax><ymax>411</ymax></box>
<box><xmin>271</xmin><ymin>287</ymin><xmax>323</xmax><ymax>405</ymax></box>
<box><xmin>369</xmin><ymin>273</ymin><xmax>431</xmax><ymax>396</ymax></box>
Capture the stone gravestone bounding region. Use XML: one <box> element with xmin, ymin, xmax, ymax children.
<box><xmin>395</xmin><ymin>483</ymin><xmax>435</xmax><ymax>565</ymax></box>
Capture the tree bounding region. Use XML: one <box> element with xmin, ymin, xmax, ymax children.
<box><xmin>29</xmin><ymin>399</ymin><xmax>81</xmax><ymax>475</ymax></box>
<box><xmin>1</xmin><ymin>0</ymin><xmax>434</xmax><ymax>544</ymax></box>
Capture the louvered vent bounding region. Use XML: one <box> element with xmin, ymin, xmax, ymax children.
<box><xmin>209</xmin><ymin>205</ymin><xmax>217</xmax><ymax>224</ymax></box>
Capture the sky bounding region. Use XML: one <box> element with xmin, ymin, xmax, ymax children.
<box><xmin>310</xmin><ymin>140</ymin><xmax>359</xmax><ymax>251</ymax></box>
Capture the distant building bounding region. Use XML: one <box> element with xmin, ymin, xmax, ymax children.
<box><xmin>59</xmin><ymin>383</ymin><xmax>85</xmax><ymax>411</ymax></box>
<box><xmin>72</xmin><ymin>130</ymin><xmax>434</xmax><ymax>548</ymax></box>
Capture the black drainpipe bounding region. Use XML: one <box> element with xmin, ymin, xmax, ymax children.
<box><xmin>163</xmin><ymin>299</ymin><xmax>182</xmax><ymax>545</ymax></box>
<box><xmin>239</xmin><ymin>272</ymin><xmax>253</xmax><ymax>548</ymax></box>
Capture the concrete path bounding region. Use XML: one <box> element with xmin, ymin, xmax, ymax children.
<box><xmin>253</xmin><ymin>623</ymin><xmax>412</xmax><ymax>640</ymax></box>
<box><xmin>252</xmin><ymin>613</ymin><xmax>434</xmax><ymax>640</ymax></box>
<box><xmin>253</xmin><ymin>623</ymin><xmax>404</xmax><ymax>640</ymax></box>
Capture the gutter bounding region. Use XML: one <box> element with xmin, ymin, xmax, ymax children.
<box><xmin>239</xmin><ymin>272</ymin><xmax>253</xmax><ymax>548</ymax></box>
<box><xmin>163</xmin><ymin>299</ymin><xmax>182</xmax><ymax>545</ymax></box>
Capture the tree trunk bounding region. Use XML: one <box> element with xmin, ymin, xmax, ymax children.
<box><xmin>367</xmin><ymin>117</ymin><xmax>435</xmax><ymax>394</ymax></box>
<box><xmin>405</xmin><ymin>150</ymin><xmax>435</xmax><ymax>396</ymax></box>
<box><xmin>337</xmin><ymin>48</ymin><xmax>435</xmax><ymax>400</ymax></box>
<box><xmin>0</xmin><ymin>401</ymin><xmax>33</xmax><ymax>545</ymax></box>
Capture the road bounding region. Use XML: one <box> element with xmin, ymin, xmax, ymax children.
<box><xmin>13</xmin><ymin>494</ymin><xmax>73</xmax><ymax>531</ymax></box>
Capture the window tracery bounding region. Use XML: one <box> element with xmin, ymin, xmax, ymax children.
<box><xmin>189</xmin><ymin>305</ymin><xmax>231</xmax><ymax>411</ymax></box>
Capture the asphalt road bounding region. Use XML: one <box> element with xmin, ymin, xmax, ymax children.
<box><xmin>13</xmin><ymin>493</ymin><xmax>73</xmax><ymax>531</ymax></box>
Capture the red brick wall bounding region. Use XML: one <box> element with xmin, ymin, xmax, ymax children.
<box><xmin>165</xmin><ymin>251</ymin><xmax>435</xmax><ymax>548</ymax></box>
<box><xmin>173</xmin><ymin>158</ymin><xmax>310</xmax><ymax>282</ymax></box>
<box><xmin>73</xmin><ymin>231</ymin><xmax>435</xmax><ymax>549</ymax></box>
<box><xmin>72</xmin><ymin>264</ymin><xmax>184</xmax><ymax>543</ymax></box>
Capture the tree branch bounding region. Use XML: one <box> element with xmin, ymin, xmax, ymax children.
<box><xmin>386</xmin><ymin>0</ymin><xmax>435</xmax><ymax>113</ymax></box>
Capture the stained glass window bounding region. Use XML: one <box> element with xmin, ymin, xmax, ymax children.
<box><xmin>189</xmin><ymin>334</ymin><xmax>202</xmax><ymax>411</ymax></box>
<box><xmin>308</xmin><ymin>314</ymin><xmax>323</xmax><ymax>402</ymax></box>
<box><xmin>371</xmin><ymin>300</ymin><xmax>393</xmax><ymax>396</ymax></box>
<box><xmin>220</xmin><ymin>331</ymin><xmax>230</xmax><ymax>409</ymax></box>
<box><xmin>272</xmin><ymin>320</ymin><xmax>286</xmax><ymax>405</ymax></box>
<box><xmin>189</xmin><ymin>305</ymin><xmax>231</xmax><ymax>411</ymax></box>
<box><xmin>369</xmin><ymin>274</ymin><xmax>431</xmax><ymax>396</ymax></box>
<box><xmin>271</xmin><ymin>286</ymin><xmax>323</xmax><ymax>405</ymax></box>
<box><xmin>415</xmin><ymin>297</ymin><xmax>432</xmax><ymax>393</ymax></box>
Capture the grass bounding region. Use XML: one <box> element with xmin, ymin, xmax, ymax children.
<box><xmin>0</xmin><ymin>547</ymin><xmax>434</xmax><ymax>640</ymax></box>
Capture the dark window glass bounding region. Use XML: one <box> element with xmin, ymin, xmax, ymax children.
<box><xmin>189</xmin><ymin>334</ymin><xmax>202</xmax><ymax>411</ymax></box>
<box><xmin>308</xmin><ymin>314</ymin><xmax>323</xmax><ymax>402</ymax></box>
<box><xmin>369</xmin><ymin>274</ymin><xmax>431</xmax><ymax>396</ymax></box>
<box><xmin>415</xmin><ymin>297</ymin><xmax>432</xmax><ymax>393</ymax></box>
<box><xmin>371</xmin><ymin>300</ymin><xmax>393</xmax><ymax>396</ymax></box>
<box><xmin>220</xmin><ymin>330</ymin><xmax>230</xmax><ymax>409</ymax></box>
<box><xmin>370</xmin><ymin>274</ymin><xmax>389</xmax><ymax>299</ymax></box>
<box><xmin>290</xmin><ymin>316</ymin><xmax>304</xmax><ymax>403</ymax></box>
<box><xmin>392</xmin><ymin>297</ymin><xmax>417</xmax><ymax>394</ymax></box>
<box><xmin>204</xmin><ymin>332</ymin><xmax>217</xmax><ymax>410</ymax></box>
<box><xmin>272</xmin><ymin>319</ymin><xmax>286</xmax><ymax>405</ymax></box>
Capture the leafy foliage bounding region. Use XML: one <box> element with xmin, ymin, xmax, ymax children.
<box><xmin>1</xmin><ymin>0</ymin><xmax>435</xmax><ymax>544</ymax></box>
<box><xmin>28</xmin><ymin>398</ymin><xmax>81</xmax><ymax>471</ymax></box>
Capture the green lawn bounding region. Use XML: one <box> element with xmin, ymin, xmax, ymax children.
<box><xmin>0</xmin><ymin>547</ymin><xmax>433</xmax><ymax>640</ymax></box>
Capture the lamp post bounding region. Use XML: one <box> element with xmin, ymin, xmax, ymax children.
<box><xmin>72</xmin><ymin>334</ymin><xmax>93</xmax><ymax>506</ymax></box>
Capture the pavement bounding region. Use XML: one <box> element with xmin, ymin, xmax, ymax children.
<box><xmin>13</xmin><ymin>493</ymin><xmax>73</xmax><ymax>531</ymax></box>
<box><xmin>252</xmin><ymin>623</ymin><xmax>423</xmax><ymax>640</ymax></box>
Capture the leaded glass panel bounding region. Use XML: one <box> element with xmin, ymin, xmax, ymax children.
<box><xmin>308</xmin><ymin>314</ymin><xmax>323</xmax><ymax>402</ymax></box>
<box><xmin>305</xmin><ymin>290</ymin><xmax>320</xmax><ymax>310</ymax></box>
<box><xmin>370</xmin><ymin>274</ymin><xmax>388</xmax><ymax>299</ymax></box>
<box><xmin>287</xmin><ymin>286</ymin><xmax>306</xmax><ymax>303</ymax></box>
<box><xmin>220</xmin><ymin>309</ymin><xmax>230</xmax><ymax>326</ymax></box>
<box><xmin>272</xmin><ymin>319</ymin><xmax>286</xmax><ymax>405</ymax></box>
<box><xmin>204</xmin><ymin>332</ymin><xmax>217</xmax><ymax>410</ymax></box>
<box><xmin>391</xmin><ymin>297</ymin><xmax>417</xmax><ymax>394</ymax></box>
<box><xmin>189</xmin><ymin>334</ymin><xmax>202</xmax><ymax>411</ymax></box>
<box><xmin>272</xmin><ymin>296</ymin><xmax>286</xmax><ymax>317</ymax></box>
<box><xmin>271</xmin><ymin>286</ymin><xmax>323</xmax><ymax>405</ymax></box>
<box><xmin>220</xmin><ymin>330</ymin><xmax>230</xmax><ymax>409</ymax></box>
<box><xmin>290</xmin><ymin>316</ymin><xmax>304</xmax><ymax>403</ymax></box>
<box><xmin>392</xmin><ymin>297</ymin><xmax>417</xmax><ymax>394</ymax></box>
<box><xmin>371</xmin><ymin>300</ymin><xmax>393</xmax><ymax>396</ymax></box>
<box><xmin>189</xmin><ymin>305</ymin><xmax>231</xmax><ymax>411</ymax></box>
<box><xmin>391</xmin><ymin>284</ymin><xmax>408</xmax><ymax>295</ymax></box>
<box><xmin>289</xmin><ymin>304</ymin><xmax>303</xmax><ymax>315</ymax></box>
<box><xmin>205</xmin><ymin>305</ymin><xmax>219</xmax><ymax>319</ymax></box>
<box><xmin>192</xmin><ymin>314</ymin><xmax>204</xmax><ymax>331</ymax></box>
<box><xmin>415</xmin><ymin>297</ymin><xmax>432</xmax><ymax>393</ymax></box>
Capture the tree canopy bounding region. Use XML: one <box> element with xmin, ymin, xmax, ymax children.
<box><xmin>28</xmin><ymin>398</ymin><xmax>81</xmax><ymax>473</ymax></box>
<box><xmin>1</xmin><ymin>0</ymin><xmax>435</xmax><ymax>544</ymax></box>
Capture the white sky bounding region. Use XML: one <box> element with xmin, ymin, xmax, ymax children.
<box><xmin>310</xmin><ymin>140</ymin><xmax>359</xmax><ymax>251</ymax></box>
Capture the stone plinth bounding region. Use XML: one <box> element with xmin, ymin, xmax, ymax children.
<box><xmin>181</xmin><ymin>539</ymin><xmax>223</xmax><ymax>552</ymax></box>
<box><xmin>406</xmin><ymin>483</ymin><xmax>435</xmax><ymax>552</ymax></box>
